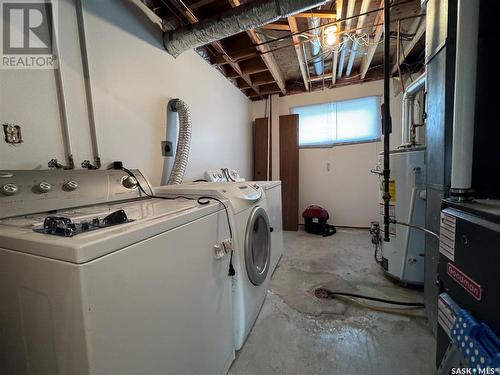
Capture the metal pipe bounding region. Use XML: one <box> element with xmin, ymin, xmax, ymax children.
<box><xmin>401</xmin><ymin>72</ymin><xmax>426</xmax><ymax>146</ymax></box>
<box><xmin>163</xmin><ymin>0</ymin><xmax>327</xmax><ymax>57</ymax></box>
<box><xmin>52</xmin><ymin>38</ymin><xmax>74</xmax><ymax>169</ymax></box>
<box><xmin>450</xmin><ymin>0</ymin><xmax>480</xmax><ymax>198</ymax></box>
<box><xmin>76</xmin><ymin>0</ymin><xmax>101</xmax><ymax>169</ymax></box>
<box><xmin>337</xmin><ymin>41</ymin><xmax>347</xmax><ymax>78</ymax></box>
<box><xmin>345</xmin><ymin>42</ymin><xmax>358</xmax><ymax>77</ymax></box>
<box><xmin>308</xmin><ymin>17</ymin><xmax>323</xmax><ymax>76</ymax></box>
<box><xmin>382</xmin><ymin>0</ymin><xmax>391</xmax><ymax>242</ymax></box>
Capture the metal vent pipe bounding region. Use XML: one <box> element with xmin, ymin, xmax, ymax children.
<box><xmin>162</xmin><ymin>99</ymin><xmax>192</xmax><ymax>185</ymax></box>
<box><xmin>401</xmin><ymin>72</ymin><xmax>426</xmax><ymax>146</ymax></box>
<box><xmin>163</xmin><ymin>0</ymin><xmax>327</xmax><ymax>57</ymax></box>
<box><xmin>450</xmin><ymin>0</ymin><xmax>480</xmax><ymax>199</ymax></box>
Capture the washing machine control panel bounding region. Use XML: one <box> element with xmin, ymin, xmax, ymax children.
<box><xmin>218</xmin><ymin>183</ymin><xmax>262</xmax><ymax>201</ymax></box>
<box><xmin>0</xmin><ymin>169</ymin><xmax>152</xmax><ymax>219</ymax></box>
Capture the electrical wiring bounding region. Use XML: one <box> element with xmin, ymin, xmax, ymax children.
<box><xmin>121</xmin><ymin>167</ymin><xmax>236</xmax><ymax>275</ymax></box>
<box><xmin>314</xmin><ymin>287</ymin><xmax>425</xmax><ymax>308</ymax></box>
<box><xmin>391</xmin><ymin>219</ymin><xmax>440</xmax><ymax>240</ymax></box>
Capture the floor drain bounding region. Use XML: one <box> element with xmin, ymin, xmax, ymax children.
<box><xmin>314</xmin><ymin>287</ymin><xmax>336</xmax><ymax>300</ymax></box>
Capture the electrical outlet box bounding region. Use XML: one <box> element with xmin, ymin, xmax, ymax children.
<box><xmin>161</xmin><ymin>141</ymin><xmax>173</xmax><ymax>156</ymax></box>
<box><xmin>3</xmin><ymin>124</ymin><xmax>22</xmax><ymax>144</ymax></box>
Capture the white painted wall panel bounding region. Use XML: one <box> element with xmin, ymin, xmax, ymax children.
<box><xmin>251</xmin><ymin>80</ymin><xmax>404</xmax><ymax>227</ymax></box>
<box><xmin>0</xmin><ymin>0</ymin><xmax>251</xmax><ymax>185</ymax></box>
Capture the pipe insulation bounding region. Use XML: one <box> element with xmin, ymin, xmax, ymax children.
<box><xmin>401</xmin><ymin>72</ymin><xmax>426</xmax><ymax>146</ymax></box>
<box><xmin>167</xmin><ymin>99</ymin><xmax>192</xmax><ymax>185</ymax></box>
<box><xmin>450</xmin><ymin>0</ymin><xmax>480</xmax><ymax>195</ymax></box>
<box><xmin>163</xmin><ymin>0</ymin><xmax>327</xmax><ymax>57</ymax></box>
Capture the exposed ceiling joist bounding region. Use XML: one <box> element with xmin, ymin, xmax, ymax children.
<box><xmin>360</xmin><ymin>0</ymin><xmax>384</xmax><ymax>79</ymax></box>
<box><xmin>288</xmin><ymin>16</ymin><xmax>310</xmax><ymax>91</ymax></box>
<box><xmin>295</xmin><ymin>10</ymin><xmax>336</xmax><ymax>18</ymax></box>
<box><xmin>240</xmin><ymin>56</ymin><xmax>269</xmax><ymax>75</ymax></box>
<box><xmin>164</xmin><ymin>0</ymin><xmax>264</xmax><ymax>97</ymax></box>
<box><xmin>337</xmin><ymin>0</ymin><xmax>356</xmax><ymax>78</ymax></box>
<box><xmin>262</xmin><ymin>23</ymin><xmax>291</xmax><ymax>31</ymax></box>
<box><xmin>391</xmin><ymin>19</ymin><xmax>425</xmax><ymax>75</ymax></box>
<box><xmin>331</xmin><ymin>0</ymin><xmax>343</xmax><ymax>85</ymax></box>
<box><xmin>210</xmin><ymin>41</ymin><xmax>263</xmax><ymax>96</ymax></box>
<box><xmin>345</xmin><ymin>0</ymin><xmax>371</xmax><ymax>76</ymax></box>
<box><xmin>228</xmin><ymin>0</ymin><xmax>286</xmax><ymax>95</ymax></box>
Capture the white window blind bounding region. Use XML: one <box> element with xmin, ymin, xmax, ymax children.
<box><xmin>291</xmin><ymin>96</ymin><xmax>381</xmax><ymax>147</ymax></box>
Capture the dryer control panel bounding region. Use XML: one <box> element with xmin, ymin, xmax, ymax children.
<box><xmin>0</xmin><ymin>169</ymin><xmax>152</xmax><ymax>219</ymax></box>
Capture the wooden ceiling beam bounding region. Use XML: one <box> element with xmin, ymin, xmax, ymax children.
<box><xmin>166</xmin><ymin>0</ymin><xmax>262</xmax><ymax>98</ymax></box>
<box><xmin>236</xmin><ymin>78</ymin><xmax>250</xmax><ymax>89</ymax></box>
<box><xmin>251</xmin><ymin>71</ymin><xmax>276</xmax><ymax>86</ymax></box>
<box><xmin>288</xmin><ymin>16</ymin><xmax>310</xmax><ymax>91</ymax></box>
<box><xmin>390</xmin><ymin>19</ymin><xmax>425</xmax><ymax>75</ymax></box>
<box><xmin>210</xmin><ymin>41</ymin><xmax>263</xmax><ymax>96</ymax></box>
<box><xmin>360</xmin><ymin>0</ymin><xmax>384</xmax><ymax>79</ymax></box>
<box><xmin>295</xmin><ymin>10</ymin><xmax>336</xmax><ymax>18</ymax></box>
<box><xmin>262</xmin><ymin>23</ymin><xmax>291</xmax><ymax>31</ymax></box>
<box><xmin>227</xmin><ymin>0</ymin><xmax>286</xmax><ymax>95</ymax></box>
<box><xmin>187</xmin><ymin>0</ymin><xmax>213</xmax><ymax>10</ymax></box>
<box><xmin>239</xmin><ymin>56</ymin><xmax>268</xmax><ymax>75</ymax></box>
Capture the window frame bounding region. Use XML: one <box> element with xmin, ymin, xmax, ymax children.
<box><xmin>291</xmin><ymin>95</ymin><xmax>382</xmax><ymax>149</ymax></box>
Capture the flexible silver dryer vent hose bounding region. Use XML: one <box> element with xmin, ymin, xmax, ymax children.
<box><xmin>167</xmin><ymin>99</ymin><xmax>192</xmax><ymax>184</ymax></box>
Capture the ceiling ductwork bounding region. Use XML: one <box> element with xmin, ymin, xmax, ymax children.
<box><xmin>163</xmin><ymin>0</ymin><xmax>327</xmax><ymax>57</ymax></box>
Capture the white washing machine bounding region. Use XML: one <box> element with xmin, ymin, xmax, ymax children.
<box><xmin>252</xmin><ymin>181</ymin><xmax>283</xmax><ymax>275</ymax></box>
<box><xmin>0</xmin><ymin>169</ymin><xmax>234</xmax><ymax>375</ymax></box>
<box><xmin>155</xmin><ymin>182</ymin><xmax>271</xmax><ymax>350</ymax></box>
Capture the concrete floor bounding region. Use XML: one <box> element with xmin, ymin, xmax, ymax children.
<box><xmin>229</xmin><ymin>228</ymin><xmax>436</xmax><ymax>375</ymax></box>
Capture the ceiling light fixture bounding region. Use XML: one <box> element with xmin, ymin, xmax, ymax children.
<box><xmin>324</xmin><ymin>25</ymin><xmax>338</xmax><ymax>46</ymax></box>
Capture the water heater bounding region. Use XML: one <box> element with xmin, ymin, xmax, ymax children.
<box><xmin>377</xmin><ymin>147</ymin><xmax>426</xmax><ymax>285</ymax></box>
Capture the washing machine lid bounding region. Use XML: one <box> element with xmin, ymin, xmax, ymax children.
<box><xmin>155</xmin><ymin>182</ymin><xmax>263</xmax><ymax>213</ymax></box>
<box><xmin>0</xmin><ymin>198</ymin><xmax>221</xmax><ymax>264</ymax></box>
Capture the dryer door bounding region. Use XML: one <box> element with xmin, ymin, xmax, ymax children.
<box><xmin>245</xmin><ymin>206</ymin><xmax>271</xmax><ymax>285</ymax></box>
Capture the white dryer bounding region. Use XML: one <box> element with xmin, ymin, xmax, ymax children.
<box><xmin>155</xmin><ymin>182</ymin><xmax>272</xmax><ymax>350</ymax></box>
<box><xmin>252</xmin><ymin>181</ymin><xmax>283</xmax><ymax>274</ymax></box>
<box><xmin>0</xmin><ymin>169</ymin><xmax>234</xmax><ymax>375</ymax></box>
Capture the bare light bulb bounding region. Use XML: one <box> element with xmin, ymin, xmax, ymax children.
<box><xmin>325</xmin><ymin>32</ymin><xmax>337</xmax><ymax>46</ymax></box>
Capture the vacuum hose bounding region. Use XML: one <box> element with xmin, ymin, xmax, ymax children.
<box><xmin>167</xmin><ymin>99</ymin><xmax>192</xmax><ymax>184</ymax></box>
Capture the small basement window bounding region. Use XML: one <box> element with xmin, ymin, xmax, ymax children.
<box><xmin>291</xmin><ymin>96</ymin><xmax>381</xmax><ymax>148</ymax></box>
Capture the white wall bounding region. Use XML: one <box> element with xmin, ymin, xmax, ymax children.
<box><xmin>251</xmin><ymin>80</ymin><xmax>404</xmax><ymax>227</ymax></box>
<box><xmin>0</xmin><ymin>0</ymin><xmax>252</xmax><ymax>185</ymax></box>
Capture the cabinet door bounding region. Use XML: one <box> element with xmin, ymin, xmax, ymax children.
<box><xmin>254</xmin><ymin>117</ymin><xmax>270</xmax><ymax>181</ymax></box>
<box><xmin>279</xmin><ymin>114</ymin><xmax>299</xmax><ymax>231</ymax></box>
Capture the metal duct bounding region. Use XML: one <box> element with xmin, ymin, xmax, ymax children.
<box><xmin>163</xmin><ymin>0</ymin><xmax>327</xmax><ymax>57</ymax></box>
<box><xmin>401</xmin><ymin>72</ymin><xmax>426</xmax><ymax>146</ymax></box>
<box><xmin>450</xmin><ymin>0</ymin><xmax>480</xmax><ymax>198</ymax></box>
<box><xmin>166</xmin><ymin>99</ymin><xmax>192</xmax><ymax>185</ymax></box>
<box><xmin>308</xmin><ymin>17</ymin><xmax>323</xmax><ymax>76</ymax></box>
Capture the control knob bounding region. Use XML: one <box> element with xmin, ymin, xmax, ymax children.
<box><xmin>63</xmin><ymin>180</ymin><xmax>78</xmax><ymax>191</ymax></box>
<box><xmin>122</xmin><ymin>176</ymin><xmax>138</xmax><ymax>189</ymax></box>
<box><xmin>37</xmin><ymin>181</ymin><xmax>52</xmax><ymax>193</ymax></box>
<box><xmin>1</xmin><ymin>183</ymin><xmax>19</xmax><ymax>196</ymax></box>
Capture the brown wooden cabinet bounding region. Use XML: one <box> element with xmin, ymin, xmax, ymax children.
<box><xmin>279</xmin><ymin>114</ymin><xmax>299</xmax><ymax>231</ymax></box>
<box><xmin>253</xmin><ymin>117</ymin><xmax>269</xmax><ymax>181</ymax></box>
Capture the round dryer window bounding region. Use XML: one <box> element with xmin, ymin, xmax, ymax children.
<box><xmin>245</xmin><ymin>206</ymin><xmax>271</xmax><ymax>285</ymax></box>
